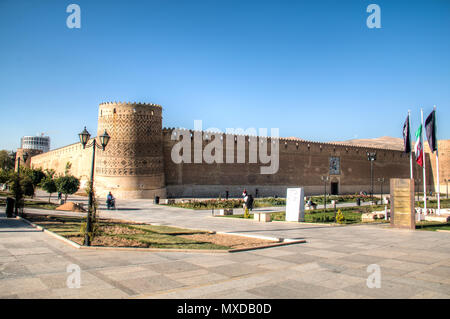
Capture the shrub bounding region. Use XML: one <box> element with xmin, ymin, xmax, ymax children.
<box><xmin>336</xmin><ymin>209</ymin><xmax>345</xmax><ymax>224</ymax></box>
<box><xmin>55</xmin><ymin>175</ymin><xmax>80</xmax><ymax>202</ymax></box>
<box><xmin>40</xmin><ymin>176</ymin><xmax>57</xmax><ymax>203</ymax></box>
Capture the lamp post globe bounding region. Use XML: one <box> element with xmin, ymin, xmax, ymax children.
<box><xmin>99</xmin><ymin>130</ymin><xmax>111</xmax><ymax>150</ymax></box>
<box><xmin>78</xmin><ymin>127</ymin><xmax>91</xmax><ymax>149</ymax></box>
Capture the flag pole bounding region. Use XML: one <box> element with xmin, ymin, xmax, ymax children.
<box><xmin>408</xmin><ymin>110</ymin><xmax>413</xmax><ymax>180</ymax></box>
<box><xmin>434</xmin><ymin>105</ymin><xmax>440</xmax><ymax>214</ymax></box>
<box><xmin>421</xmin><ymin>108</ymin><xmax>427</xmax><ymax>211</ymax></box>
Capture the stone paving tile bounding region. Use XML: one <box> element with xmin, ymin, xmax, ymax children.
<box><xmin>166</xmin><ymin>269</ymin><xmax>210</xmax><ymax>280</ymax></box>
<box><xmin>391</xmin><ymin>253</ymin><xmax>445</xmax><ymax>265</ymax></box>
<box><xmin>405</xmin><ymin>270</ymin><xmax>450</xmax><ymax>285</ymax></box>
<box><xmin>0</xmin><ymin>249</ymin><xmax>13</xmax><ymax>257</ymax></box>
<box><xmin>359</xmin><ymin>249</ymin><xmax>409</xmax><ymax>259</ymax></box>
<box><xmin>427</xmin><ymin>265</ymin><xmax>450</xmax><ymax>278</ymax></box>
<box><xmin>0</xmin><ymin>256</ymin><xmax>16</xmax><ymax>263</ymax></box>
<box><xmin>409</xmin><ymin>290</ymin><xmax>450</xmax><ymax>299</ymax></box>
<box><xmin>244</xmin><ymin>257</ymin><xmax>297</xmax><ymax>270</ymax></box>
<box><xmin>302</xmin><ymin>249</ymin><xmax>348</xmax><ymax>259</ymax></box>
<box><xmin>288</xmin><ymin>269</ymin><xmax>339</xmax><ymax>285</ymax></box>
<box><xmin>208</xmin><ymin>263</ymin><xmax>265</xmax><ymax>278</ymax></box>
<box><xmin>8</xmin><ymin>247</ymin><xmax>53</xmax><ymax>256</ymax></box>
<box><xmin>279</xmin><ymin>279</ymin><xmax>338</xmax><ymax>298</ymax></box>
<box><xmin>24</xmin><ymin>261</ymin><xmax>72</xmax><ymax>276</ymax></box>
<box><xmin>0</xmin><ymin>277</ymin><xmax>48</xmax><ymax>296</ymax></box>
<box><xmin>0</xmin><ymin>262</ymin><xmax>33</xmax><ymax>279</ymax></box>
<box><xmin>199</xmin><ymin>288</ymin><xmax>262</xmax><ymax>299</ymax></box>
<box><xmin>337</xmin><ymin>253</ymin><xmax>385</xmax><ymax>265</ymax></box>
<box><xmin>276</xmin><ymin>252</ymin><xmax>325</xmax><ymax>265</ymax></box>
<box><xmin>290</xmin><ymin>262</ymin><xmax>323</xmax><ymax>273</ymax></box>
<box><xmin>317</xmin><ymin>273</ymin><xmax>365</xmax><ymax>290</ymax></box>
<box><xmin>246</xmin><ymin>284</ymin><xmax>308</xmax><ymax>299</ymax></box>
<box><xmin>342</xmin><ymin>281</ymin><xmax>426</xmax><ymax>299</ymax></box>
<box><xmin>144</xmin><ymin>260</ymin><xmax>201</xmax><ymax>274</ymax></box>
<box><xmin>251</xmin><ymin>248</ymin><xmax>297</xmax><ymax>258</ymax></box>
<box><xmin>377</xmin><ymin>259</ymin><xmax>428</xmax><ymax>272</ymax></box>
<box><xmin>118</xmin><ymin>275</ymin><xmax>186</xmax><ymax>294</ymax></box>
<box><xmin>248</xmin><ymin>279</ymin><xmax>336</xmax><ymax>299</ymax></box>
<box><xmin>97</xmin><ymin>266</ymin><xmax>160</xmax><ymax>281</ymax></box>
<box><xmin>316</xmin><ymin>289</ymin><xmax>373</xmax><ymax>299</ymax></box>
<box><xmin>175</xmin><ymin>272</ymin><xmax>229</xmax><ymax>286</ymax></box>
<box><xmin>391</xmin><ymin>276</ymin><xmax>450</xmax><ymax>295</ymax></box>
<box><xmin>77</xmin><ymin>287</ymin><xmax>130</xmax><ymax>299</ymax></box>
<box><xmin>180</xmin><ymin>255</ymin><xmax>235</xmax><ymax>268</ymax></box>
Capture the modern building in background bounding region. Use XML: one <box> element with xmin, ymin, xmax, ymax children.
<box><xmin>20</xmin><ymin>135</ymin><xmax>50</xmax><ymax>153</ymax></box>
<box><xmin>14</xmin><ymin>134</ymin><xmax>50</xmax><ymax>171</ymax></box>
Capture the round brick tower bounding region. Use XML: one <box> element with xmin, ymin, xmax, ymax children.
<box><xmin>94</xmin><ymin>102</ymin><xmax>166</xmax><ymax>199</ymax></box>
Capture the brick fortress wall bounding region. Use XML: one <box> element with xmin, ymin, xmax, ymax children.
<box><xmin>28</xmin><ymin>102</ymin><xmax>447</xmax><ymax>199</ymax></box>
<box><xmin>162</xmin><ymin>128</ymin><xmax>433</xmax><ymax>198</ymax></box>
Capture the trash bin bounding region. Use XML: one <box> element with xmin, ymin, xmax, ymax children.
<box><xmin>154</xmin><ymin>196</ymin><xmax>160</xmax><ymax>204</ymax></box>
<box><xmin>356</xmin><ymin>198</ymin><xmax>361</xmax><ymax>206</ymax></box>
<box><xmin>6</xmin><ymin>197</ymin><xmax>15</xmax><ymax>218</ymax></box>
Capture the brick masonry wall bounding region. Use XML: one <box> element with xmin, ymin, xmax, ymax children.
<box><xmin>162</xmin><ymin>128</ymin><xmax>439</xmax><ymax>198</ymax></box>
<box><xmin>26</xmin><ymin>103</ymin><xmax>448</xmax><ymax>199</ymax></box>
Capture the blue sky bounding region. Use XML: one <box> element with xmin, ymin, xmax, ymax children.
<box><xmin>0</xmin><ymin>0</ymin><xmax>449</xmax><ymax>151</ymax></box>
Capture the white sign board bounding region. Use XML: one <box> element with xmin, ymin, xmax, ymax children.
<box><xmin>286</xmin><ymin>187</ymin><xmax>305</xmax><ymax>222</ymax></box>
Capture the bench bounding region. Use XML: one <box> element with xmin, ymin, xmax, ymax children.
<box><xmin>254</xmin><ymin>212</ymin><xmax>272</xmax><ymax>222</ymax></box>
<box><xmin>217</xmin><ymin>208</ymin><xmax>233</xmax><ymax>216</ymax></box>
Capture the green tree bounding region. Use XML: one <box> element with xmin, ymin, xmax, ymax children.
<box><xmin>23</xmin><ymin>168</ymin><xmax>45</xmax><ymax>197</ymax></box>
<box><xmin>55</xmin><ymin>175</ymin><xmax>80</xmax><ymax>202</ymax></box>
<box><xmin>9</xmin><ymin>172</ymin><xmax>24</xmax><ymax>212</ymax></box>
<box><xmin>40</xmin><ymin>176</ymin><xmax>57</xmax><ymax>203</ymax></box>
<box><xmin>22</xmin><ymin>175</ymin><xmax>35</xmax><ymax>197</ymax></box>
<box><xmin>0</xmin><ymin>169</ymin><xmax>11</xmax><ymax>184</ymax></box>
<box><xmin>0</xmin><ymin>150</ymin><xmax>15</xmax><ymax>171</ymax></box>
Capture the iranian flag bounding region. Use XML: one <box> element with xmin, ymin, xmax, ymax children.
<box><xmin>415</xmin><ymin>124</ymin><xmax>424</xmax><ymax>167</ymax></box>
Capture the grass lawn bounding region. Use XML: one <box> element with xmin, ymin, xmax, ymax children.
<box><xmin>21</xmin><ymin>213</ymin><xmax>275</xmax><ymax>250</ymax></box>
<box><xmin>166</xmin><ymin>197</ymin><xmax>286</xmax><ymax>210</ymax></box>
<box><xmin>220</xmin><ymin>206</ymin><xmax>390</xmax><ymax>225</ymax></box>
<box><xmin>415</xmin><ymin>198</ymin><xmax>450</xmax><ymax>209</ymax></box>
<box><xmin>416</xmin><ymin>221</ymin><xmax>450</xmax><ymax>231</ymax></box>
<box><xmin>0</xmin><ymin>196</ymin><xmax>59</xmax><ymax>210</ymax></box>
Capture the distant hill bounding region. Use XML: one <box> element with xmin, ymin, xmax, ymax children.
<box><xmin>332</xmin><ymin>136</ymin><xmax>404</xmax><ymax>151</ymax></box>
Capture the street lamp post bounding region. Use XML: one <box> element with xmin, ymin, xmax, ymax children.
<box><xmin>78</xmin><ymin>127</ymin><xmax>110</xmax><ymax>246</ymax></box>
<box><xmin>367</xmin><ymin>152</ymin><xmax>377</xmax><ymax>205</ymax></box>
<box><xmin>15</xmin><ymin>152</ymin><xmax>29</xmax><ymax>216</ymax></box>
<box><xmin>377</xmin><ymin>177</ymin><xmax>385</xmax><ymax>205</ymax></box>
<box><xmin>416</xmin><ymin>178</ymin><xmax>421</xmax><ymax>202</ymax></box>
<box><xmin>321</xmin><ymin>176</ymin><xmax>329</xmax><ymax>211</ymax></box>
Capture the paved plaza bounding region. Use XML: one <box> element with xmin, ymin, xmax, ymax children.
<box><xmin>0</xmin><ymin>194</ymin><xmax>450</xmax><ymax>299</ymax></box>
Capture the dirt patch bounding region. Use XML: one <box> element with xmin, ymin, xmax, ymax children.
<box><xmin>179</xmin><ymin>233</ymin><xmax>276</xmax><ymax>249</ymax></box>
<box><xmin>56</xmin><ymin>202</ymin><xmax>86</xmax><ymax>212</ymax></box>
<box><xmin>100</xmin><ymin>225</ymin><xmax>145</xmax><ymax>236</ymax></box>
<box><xmin>68</xmin><ymin>235</ymin><xmax>148</xmax><ymax>248</ymax></box>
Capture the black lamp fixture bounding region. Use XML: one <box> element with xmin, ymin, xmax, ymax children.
<box><xmin>78</xmin><ymin>127</ymin><xmax>91</xmax><ymax>148</ymax></box>
<box><xmin>367</xmin><ymin>152</ymin><xmax>377</xmax><ymax>204</ymax></box>
<box><xmin>99</xmin><ymin>130</ymin><xmax>111</xmax><ymax>150</ymax></box>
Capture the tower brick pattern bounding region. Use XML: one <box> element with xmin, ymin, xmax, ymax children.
<box><xmin>94</xmin><ymin>102</ymin><xmax>166</xmax><ymax>199</ymax></box>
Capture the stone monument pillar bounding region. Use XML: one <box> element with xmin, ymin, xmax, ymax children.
<box><xmin>390</xmin><ymin>178</ymin><xmax>415</xmax><ymax>229</ymax></box>
<box><xmin>286</xmin><ymin>187</ymin><xmax>305</xmax><ymax>222</ymax></box>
